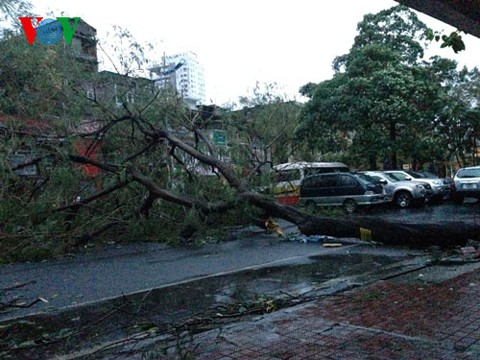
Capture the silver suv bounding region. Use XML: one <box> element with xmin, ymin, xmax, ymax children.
<box><xmin>405</xmin><ymin>170</ymin><xmax>451</xmax><ymax>201</ymax></box>
<box><xmin>359</xmin><ymin>171</ymin><xmax>432</xmax><ymax>208</ymax></box>
<box><xmin>452</xmin><ymin>166</ymin><xmax>480</xmax><ymax>204</ymax></box>
<box><xmin>383</xmin><ymin>170</ymin><xmax>448</xmax><ymax>202</ymax></box>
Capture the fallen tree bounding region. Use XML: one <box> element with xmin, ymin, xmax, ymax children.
<box><xmin>2</xmin><ymin>73</ymin><xmax>475</xmax><ymax>256</ymax></box>
<box><xmin>65</xmin><ymin>120</ymin><xmax>477</xmax><ymax>250</ymax></box>
<box><xmin>1</xmin><ymin>10</ymin><xmax>477</xmax><ymax>259</ymax></box>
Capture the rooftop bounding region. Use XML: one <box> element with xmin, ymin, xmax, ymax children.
<box><xmin>396</xmin><ymin>0</ymin><xmax>480</xmax><ymax>38</ymax></box>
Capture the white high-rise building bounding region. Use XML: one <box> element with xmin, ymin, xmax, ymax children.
<box><xmin>150</xmin><ymin>51</ymin><xmax>205</xmax><ymax>107</ymax></box>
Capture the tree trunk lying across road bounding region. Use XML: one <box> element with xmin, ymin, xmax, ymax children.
<box><xmin>299</xmin><ymin>216</ymin><xmax>476</xmax><ymax>248</ymax></box>
<box><xmin>240</xmin><ymin>191</ymin><xmax>476</xmax><ymax>248</ymax></box>
<box><xmin>69</xmin><ymin>155</ymin><xmax>476</xmax><ymax>249</ymax></box>
<box><xmin>68</xmin><ymin>128</ymin><xmax>476</xmax><ymax>250</ymax></box>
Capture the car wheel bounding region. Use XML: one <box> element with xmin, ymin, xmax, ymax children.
<box><xmin>395</xmin><ymin>191</ymin><xmax>412</xmax><ymax>209</ymax></box>
<box><xmin>343</xmin><ymin>199</ymin><xmax>357</xmax><ymax>214</ymax></box>
<box><xmin>305</xmin><ymin>200</ymin><xmax>317</xmax><ymax>213</ymax></box>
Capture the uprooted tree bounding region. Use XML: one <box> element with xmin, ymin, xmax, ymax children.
<box><xmin>0</xmin><ymin>16</ymin><xmax>308</xmax><ymax>260</ymax></box>
<box><xmin>1</xmin><ymin>5</ymin><xmax>479</xmax><ymax>263</ymax></box>
<box><xmin>1</xmin><ymin>68</ymin><xmax>477</xmax><ymax>261</ymax></box>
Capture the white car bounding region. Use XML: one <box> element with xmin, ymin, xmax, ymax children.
<box><xmin>452</xmin><ymin>166</ymin><xmax>480</xmax><ymax>204</ymax></box>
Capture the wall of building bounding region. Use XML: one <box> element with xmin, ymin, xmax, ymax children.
<box><xmin>151</xmin><ymin>51</ymin><xmax>206</xmax><ymax>106</ymax></box>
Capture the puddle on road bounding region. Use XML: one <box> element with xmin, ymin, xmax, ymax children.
<box><xmin>212</xmin><ymin>253</ymin><xmax>401</xmax><ymax>303</ymax></box>
<box><xmin>0</xmin><ymin>252</ymin><xmax>408</xmax><ymax>359</ymax></box>
<box><xmin>136</xmin><ymin>253</ymin><xmax>400</xmax><ymax>321</ymax></box>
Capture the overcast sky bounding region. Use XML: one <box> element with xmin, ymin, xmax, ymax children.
<box><xmin>28</xmin><ymin>0</ymin><xmax>480</xmax><ymax>106</ymax></box>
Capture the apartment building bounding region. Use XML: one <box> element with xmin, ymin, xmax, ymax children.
<box><xmin>150</xmin><ymin>51</ymin><xmax>206</xmax><ymax>108</ymax></box>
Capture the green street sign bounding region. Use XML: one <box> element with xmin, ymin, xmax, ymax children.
<box><xmin>213</xmin><ymin>130</ymin><xmax>226</xmax><ymax>145</ymax></box>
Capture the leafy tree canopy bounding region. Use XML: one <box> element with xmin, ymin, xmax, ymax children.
<box><xmin>0</xmin><ymin>0</ymin><xmax>32</xmax><ymax>28</ymax></box>
<box><xmin>334</xmin><ymin>5</ymin><xmax>428</xmax><ymax>71</ymax></box>
<box><xmin>296</xmin><ymin>5</ymin><xmax>473</xmax><ymax>170</ymax></box>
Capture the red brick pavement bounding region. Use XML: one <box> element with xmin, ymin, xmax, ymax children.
<box><xmin>174</xmin><ymin>267</ymin><xmax>480</xmax><ymax>359</ymax></box>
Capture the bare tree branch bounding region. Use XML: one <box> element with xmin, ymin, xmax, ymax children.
<box><xmin>68</xmin><ymin>154</ymin><xmax>119</xmax><ymax>173</ymax></box>
<box><xmin>153</xmin><ymin>130</ymin><xmax>243</xmax><ymax>190</ymax></box>
<box><xmin>136</xmin><ymin>192</ymin><xmax>156</xmax><ymax>218</ymax></box>
<box><xmin>128</xmin><ymin>166</ymin><xmax>234</xmax><ymax>213</ymax></box>
<box><xmin>122</xmin><ymin>140</ymin><xmax>158</xmax><ymax>163</ymax></box>
<box><xmin>53</xmin><ymin>180</ymin><xmax>131</xmax><ymax>213</ymax></box>
<box><xmin>10</xmin><ymin>156</ymin><xmax>44</xmax><ymax>172</ymax></box>
<box><xmin>192</xmin><ymin>126</ymin><xmax>218</xmax><ymax>158</ymax></box>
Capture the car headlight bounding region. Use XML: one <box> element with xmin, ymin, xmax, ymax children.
<box><xmin>415</xmin><ymin>184</ymin><xmax>425</xmax><ymax>189</ymax></box>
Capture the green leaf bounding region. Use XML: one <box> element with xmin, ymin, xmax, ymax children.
<box><xmin>426</xmin><ymin>29</ymin><xmax>434</xmax><ymax>41</ymax></box>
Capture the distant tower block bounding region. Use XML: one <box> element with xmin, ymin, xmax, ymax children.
<box><xmin>150</xmin><ymin>51</ymin><xmax>206</xmax><ymax>108</ymax></box>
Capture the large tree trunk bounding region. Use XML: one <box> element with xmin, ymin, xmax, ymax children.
<box><xmin>239</xmin><ymin>192</ymin><xmax>475</xmax><ymax>248</ymax></box>
<box><xmin>298</xmin><ymin>215</ymin><xmax>476</xmax><ymax>248</ymax></box>
<box><xmin>368</xmin><ymin>154</ymin><xmax>377</xmax><ymax>170</ymax></box>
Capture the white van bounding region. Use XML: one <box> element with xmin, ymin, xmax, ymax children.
<box><xmin>272</xmin><ymin>162</ymin><xmax>349</xmax><ymax>205</ymax></box>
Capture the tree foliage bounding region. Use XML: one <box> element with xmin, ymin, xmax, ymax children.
<box><xmin>426</xmin><ymin>29</ymin><xmax>466</xmax><ymax>54</ymax></box>
<box><xmin>2</xmin><ymin>2</ymin><xmax>480</xmax><ymax>265</ymax></box>
<box><xmin>0</xmin><ymin>23</ymin><xmax>306</xmax><ymax>261</ymax></box>
<box><xmin>0</xmin><ymin>34</ymin><xmax>86</xmax><ymax>119</ymax></box>
<box><xmin>0</xmin><ymin>0</ymin><xmax>32</xmax><ymax>29</ymax></box>
<box><xmin>228</xmin><ymin>82</ymin><xmax>301</xmax><ymax>165</ymax></box>
<box><xmin>297</xmin><ymin>5</ymin><xmax>479</xmax><ymax>171</ymax></box>
<box><xmin>429</xmin><ymin>61</ymin><xmax>480</xmax><ymax>167</ymax></box>
<box><xmin>334</xmin><ymin>5</ymin><xmax>428</xmax><ymax>70</ymax></box>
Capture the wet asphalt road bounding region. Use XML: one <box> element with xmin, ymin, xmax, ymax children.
<box><xmin>2</xmin><ymin>200</ymin><xmax>479</xmax><ymax>359</ymax></box>
<box><xmin>0</xmin><ymin>229</ymin><xmax>361</xmax><ymax>321</ymax></box>
<box><xmin>0</xmin><ymin>200</ymin><xmax>475</xmax><ymax>322</ymax></box>
<box><xmin>365</xmin><ymin>197</ymin><xmax>480</xmax><ymax>223</ymax></box>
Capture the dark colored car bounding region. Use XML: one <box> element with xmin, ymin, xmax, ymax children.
<box><xmin>299</xmin><ymin>172</ymin><xmax>386</xmax><ymax>214</ymax></box>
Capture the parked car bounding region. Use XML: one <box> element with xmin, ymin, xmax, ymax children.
<box><xmin>451</xmin><ymin>166</ymin><xmax>480</xmax><ymax>204</ymax></box>
<box><xmin>383</xmin><ymin>170</ymin><xmax>450</xmax><ymax>202</ymax></box>
<box><xmin>272</xmin><ymin>162</ymin><xmax>349</xmax><ymax>205</ymax></box>
<box><xmin>299</xmin><ymin>172</ymin><xmax>386</xmax><ymax>214</ymax></box>
<box><xmin>405</xmin><ymin>170</ymin><xmax>451</xmax><ymax>200</ymax></box>
<box><xmin>358</xmin><ymin>171</ymin><xmax>432</xmax><ymax>209</ymax></box>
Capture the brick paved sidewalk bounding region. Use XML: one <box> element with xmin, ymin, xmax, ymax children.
<box><xmin>168</xmin><ymin>265</ymin><xmax>480</xmax><ymax>359</ymax></box>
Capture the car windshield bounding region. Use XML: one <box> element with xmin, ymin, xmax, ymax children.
<box><xmin>275</xmin><ymin>169</ymin><xmax>300</xmax><ymax>182</ymax></box>
<box><xmin>457</xmin><ymin>168</ymin><xmax>480</xmax><ymax>178</ymax></box>
<box><xmin>405</xmin><ymin>171</ymin><xmax>423</xmax><ymax>179</ymax></box>
<box><xmin>382</xmin><ymin>173</ymin><xmax>398</xmax><ymax>182</ymax></box>
<box><xmin>409</xmin><ymin>171</ymin><xmax>439</xmax><ymax>179</ymax></box>
<box><xmin>420</xmin><ymin>171</ymin><xmax>439</xmax><ymax>178</ymax></box>
<box><xmin>386</xmin><ymin>172</ymin><xmax>408</xmax><ymax>181</ymax></box>
<box><xmin>350</xmin><ymin>174</ymin><xmax>370</xmax><ymax>186</ymax></box>
<box><xmin>356</xmin><ymin>173</ymin><xmax>378</xmax><ymax>183</ymax></box>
